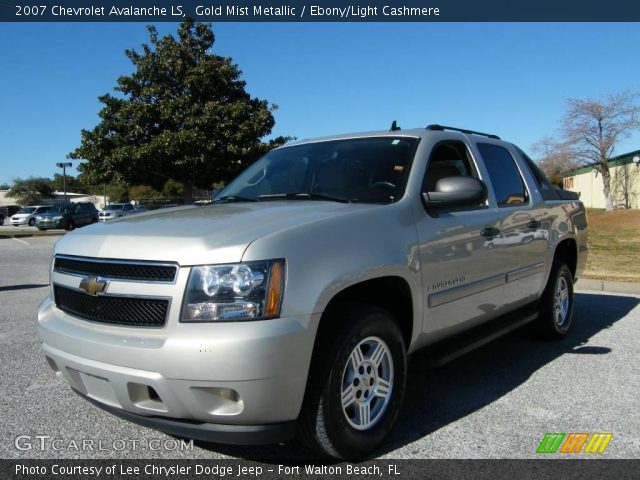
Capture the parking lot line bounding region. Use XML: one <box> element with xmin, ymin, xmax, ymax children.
<box><xmin>11</xmin><ymin>237</ymin><xmax>30</xmax><ymax>245</ymax></box>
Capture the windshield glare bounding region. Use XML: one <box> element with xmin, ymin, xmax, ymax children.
<box><xmin>218</xmin><ymin>137</ymin><xmax>418</xmax><ymax>204</ymax></box>
<box><xmin>17</xmin><ymin>207</ymin><xmax>36</xmax><ymax>214</ymax></box>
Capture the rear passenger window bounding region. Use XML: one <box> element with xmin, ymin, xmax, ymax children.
<box><xmin>477</xmin><ymin>143</ymin><xmax>528</xmax><ymax>207</ymax></box>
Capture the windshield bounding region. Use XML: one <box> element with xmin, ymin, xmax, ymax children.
<box><xmin>17</xmin><ymin>207</ymin><xmax>36</xmax><ymax>214</ymax></box>
<box><xmin>105</xmin><ymin>205</ymin><xmax>124</xmax><ymax>211</ymax></box>
<box><xmin>218</xmin><ymin>136</ymin><xmax>418</xmax><ymax>204</ymax></box>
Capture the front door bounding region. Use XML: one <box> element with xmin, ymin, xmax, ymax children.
<box><xmin>415</xmin><ymin>139</ymin><xmax>505</xmax><ymax>338</ymax></box>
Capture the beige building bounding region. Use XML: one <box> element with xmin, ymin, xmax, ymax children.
<box><xmin>563</xmin><ymin>150</ymin><xmax>640</xmax><ymax>209</ymax></box>
<box><xmin>0</xmin><ymin>189</ymin><xmax>107</xmax><ymax>209</ymax></box>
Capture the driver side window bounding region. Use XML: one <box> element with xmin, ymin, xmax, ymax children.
<box><xmin>422</xmin><ymin>141</ymin><xmax>477</xmax><ymax>192</ymax></box>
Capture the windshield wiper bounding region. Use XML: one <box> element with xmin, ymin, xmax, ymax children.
<box><xmin>213</xmin><ymin>195</ymin><xmax>258</xmax><ymax>203</ymax></box>
<box><xmin>258</xmin><ymin>192</ymin><xmax>352</xmax><ymax>203</ymax></box>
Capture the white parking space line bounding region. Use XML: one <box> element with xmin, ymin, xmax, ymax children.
<box><xmin>11</xmin><ymin>237</ymin><xmax>30</xmax><ymax>245</ymax></box>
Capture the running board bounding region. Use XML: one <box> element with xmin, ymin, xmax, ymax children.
<box><xmin>420</xmin><ymin>307</ymin><xmax>539</xmax><ymax>367</ymax></box>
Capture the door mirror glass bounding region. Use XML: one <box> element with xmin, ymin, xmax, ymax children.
<box><xmin>422</xmin><ymin>176</ymin><xmax>487</xmax><ymax>209</ymax></box>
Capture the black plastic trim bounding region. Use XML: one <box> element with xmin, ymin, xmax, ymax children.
<box><xmin>426</xmin><ymin>124</ymin><xmax>501</xmax><ymax>140</ymax></box>
<box><xmin>556</xmin><ymin>189</ymin><xmax>580</xmax><ymax>200</ymax></box>
<box><xmin>78</xmin><ymin>391</ymin><xmax>297</xmax><ymax>445</ymax></box>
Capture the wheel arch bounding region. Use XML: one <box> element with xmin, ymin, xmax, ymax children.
<box><xmin>317</xmin><ymin>276</ymin><xmax>415</xmax><ymax>350</ymax></box>
<box><xmin>553</xmin><ymin>238</ymin><xmax>578</xmax><ymax>279</ymax></box>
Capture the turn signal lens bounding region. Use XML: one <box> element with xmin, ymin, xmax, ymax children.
<box><xmin>265</xmin><ymin>261</ymin><xmax>284</xmax><ymax>318</ymax></box>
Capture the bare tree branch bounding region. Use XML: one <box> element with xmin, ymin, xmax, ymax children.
<box><xmin>560</xmin><ymin>91</ymin><xmax>640</xmax><ymax>210</ymax></box>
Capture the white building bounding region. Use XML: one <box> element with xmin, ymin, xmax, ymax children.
<box><xmin>562</xmin><ymin>150</ymin><xmax>640</xmax><ymax>209</ymax></box>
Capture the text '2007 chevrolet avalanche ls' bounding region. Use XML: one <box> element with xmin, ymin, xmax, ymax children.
<box><xmin>37</xmin><ymin>124</ymin><xmax>587</xmax><ymax>459</ymax></box>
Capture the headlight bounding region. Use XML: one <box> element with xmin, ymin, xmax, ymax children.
<box><xmin>181</xmin><ymin>260</ymin><xmax>285</xmax><ymax>322</ymax></box>
<box><xmin>36</xmin><ymin>216</ymin><xmax>43</xmax><ymax>220</ymax></box>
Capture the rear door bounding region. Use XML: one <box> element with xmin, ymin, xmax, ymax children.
<box><xmin>473</xmin><ymin>142</ymin><xmax>547</xmax><ymax>307</ymax></box>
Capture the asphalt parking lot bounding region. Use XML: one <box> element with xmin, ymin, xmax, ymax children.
<box><xmin>1</xmin><ymin>235</ymin><xmax>639</xmax><ymax>460</ymax></box>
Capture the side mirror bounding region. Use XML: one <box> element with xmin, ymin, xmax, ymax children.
<box><xmin>422</xmin><ymin>176</ymin><xmax>488</xmax><ymax>209</ymax></box>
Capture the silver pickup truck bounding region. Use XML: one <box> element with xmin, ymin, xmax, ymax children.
<box><xmin>37</xmin><ymin>124</ymin><xmax>587</xmax><ymax>459</ymax></box>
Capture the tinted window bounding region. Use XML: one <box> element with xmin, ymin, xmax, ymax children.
<box><xmin>423</xmin><ymin>141</ymin><xmax>478</xmax><ymax>192</ymax></box>
<box><xmin>515</xmin><ymin>146</ymin><xmax>554</xmax><ymax>189</ymax></box>
<box><xmin>477</xmin><ymin>143</ymin><xmax>527</xmax><ymax>207</ymax></box>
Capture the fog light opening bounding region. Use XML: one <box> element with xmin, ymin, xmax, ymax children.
<box><xmin>127</xmin><ymin>382</ymin><xmax>168</xmax><ymax>413</ymax></box>
<box><xmin>44</xmin><ymin>356</ymin><xmax>60</xmax><ymax>375</ymax></box>
<box><xmin>147</xmin><ymin>386</ymin><xmax>161</xmax><ymax>402</ymax></box>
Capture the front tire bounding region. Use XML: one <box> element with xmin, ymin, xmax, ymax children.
<box><xmin>535</xmin><ymin>262</ymin><xmax>574</xmax><ymax>339</ymax></box>
<box><xmin>65</xmin><ymin>220</ymin><xmax>75</xmax><ymax>231</ymax></box>
<box><xmin>298</xmin><ymin>304</ymin><xmax>407</xmax><ymax>459</ymax></box>
<box><xmin>28</xmin><ymin>218</ymin><xmax>35</xmax><ymax>226</ymax></box>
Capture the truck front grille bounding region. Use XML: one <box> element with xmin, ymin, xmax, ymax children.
<box><xmin>54</xmin><ymin>256</ymin><xmax>177</xmax><ymax>283</ymax></box>
<box><xmin>53</xmin><ymin>285</ymin><xmax>169</xmax><ymax>327</ymax></box>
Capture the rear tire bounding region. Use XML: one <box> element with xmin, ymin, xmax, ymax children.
<box><xmin>535</xmin><ymin>262</ymin><xmax>574</xmax><ymax>339</ymax></box>
<box><xmin>66</xmin><ymin>220</ymin><xmax>75</xmax><ymax>231</ymax></box>
<box><xmin>297</xmin><ymin>304</ymin><xmax>407</xmax><ymax>459</ymax></box>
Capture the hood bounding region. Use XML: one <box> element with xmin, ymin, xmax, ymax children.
<box><xmin>54</xmin><ymin>202</ymin><xmax>374</xmax><ymax>265</ymax></box>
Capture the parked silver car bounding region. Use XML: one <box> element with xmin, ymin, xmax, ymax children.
<box><xmin>11</xmin><ymin>205</ymin><xmax>52</xmax><ymax>226</ymax></box>
<box><xmin>37</xmin><ymin>125</ymin><xmax>587</xmax><ymax>459</ymax></box>
<box><xmin>98</xmin><ymin>203</ymin><xmax>135</xmax><ymax>222</ymax></box>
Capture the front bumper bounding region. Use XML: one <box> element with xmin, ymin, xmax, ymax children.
<box><xmin>37</xmin><ymin>218</ymin><xmax>63</xmax><ymax>229</ymax></box>
<box><xmin>38</xmin><ymin>294</ymin><xmax>318</xmax><ymax>441</ymax></box>
<box><xmin>80</xmin><ymin>391</ymin><xmax>296</xmax><ymax>445</ymax></box>
<box><xmin>11</xmin><ymin>217</ymin><xmax>30</xmax><ymax>226</ymax></box>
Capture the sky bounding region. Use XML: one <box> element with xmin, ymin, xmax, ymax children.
<box><xmin>1</xmin><ymin>22</ymin><xmax>639</xmax><ymax>186</ymax></box>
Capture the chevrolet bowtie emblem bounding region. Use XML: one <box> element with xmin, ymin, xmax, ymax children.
<box><xmin>79</xmin><ymin>277</ymin><xmax>108</xmax><ymax>296</ymax></box>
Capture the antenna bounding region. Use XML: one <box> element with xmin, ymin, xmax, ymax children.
<box><xmin>390</xmin><ymin>120</ymin><xmax>401</xmax><ymax>132</ymax></box>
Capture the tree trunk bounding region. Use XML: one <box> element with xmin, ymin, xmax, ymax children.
<box><xmin>183</xmin><ymin>180</ymin><xmax>193</xmax><ymax>205</ymax></box>
<box><xmin>600</xmin><ymin>166</ymin><xmax>614</xmax><ymax>211</ymax></box>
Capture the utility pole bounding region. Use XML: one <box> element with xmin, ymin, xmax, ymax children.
<box><xmin>56</xmin><ymin>162</ymin><xmax>72</xmax><ymax>204</ymax></box>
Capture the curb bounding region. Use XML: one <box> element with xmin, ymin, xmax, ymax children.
<box><xmin>576</xmin><ymin>278</ymin><xmax>640</xmax><ymax>295</ymax></box>
<box><xmin>0</xmin><ymin>232</ymin><xmax>64</xmax><ymax>239</ymax></box>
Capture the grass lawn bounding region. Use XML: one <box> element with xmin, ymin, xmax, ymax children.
<box><xmin>583</xmin><ymin>209</ymin><xmax>640</xmax><ymax>282</ymax></box>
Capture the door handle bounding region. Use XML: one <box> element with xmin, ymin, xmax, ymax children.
<box><xmin>480</xmin><ymin>227</ymin><xmax>500</xmax><ymax>237</ymax></box>
<box><xmin>527</xmin><ymin>220</ymin><xmax>541</xmax><ymax>229</ymax></box>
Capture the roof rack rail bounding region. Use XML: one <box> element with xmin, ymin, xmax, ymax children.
<box><xmin>426</xmin><ymin>124</ymin><xmax>500</xmax><ymax>140</ymax></box>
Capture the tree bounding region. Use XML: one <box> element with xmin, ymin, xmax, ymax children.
<box><xmin>0</xmin><ymin>183</ymin><xmax>10</xmax><ymax>190</ymax></box>
<box><xmin>52</xmin><ymin>173</ymin><xmax>85</xmax><ymax>194</ymax></box>
<box><xmin>9</xmin><ymin>177</ymin><xmax>54</xmax><ymax>205</ymax></box>
<box><xmin>560</xmin><ymin>91</ymin><xmax>640</xmax><ymax>211</ymax></box>
<box><xmin>105</xmin><ymin>181</ymin><xmax>130</xmax><ymax>203</ymax></box>
<box><xmin>69</xmin><ymin>19</ymin><xmax>286</xmax><ymax>204</ymax></box>
<box><xmin>129</xmin><ymin>184</ymin><xmax>162</xmax><ymax>200</ymax></box>
<box><xmin>531</xmin><ymin>136</ymin><xmax>576</xmax><ymax>188</ymax></box>
<box><xmin>162</xmin><ymin>179</ymin><xmax>184</xmax><ymax>198</ymax></box>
